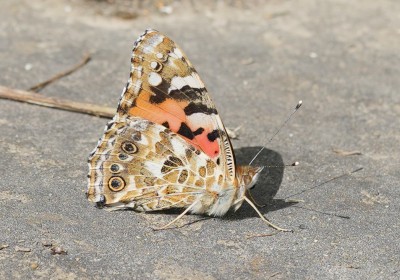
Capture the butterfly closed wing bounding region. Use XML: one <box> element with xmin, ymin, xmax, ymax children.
<box><xmin>87</xmin><ymin>29</ymin><xmax>288</xmax><ymax>231</ymax></box>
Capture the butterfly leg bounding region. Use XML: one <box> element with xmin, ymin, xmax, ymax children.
<box><xmin>152</xmin><ymin>202</ymin><xmax>197</xmax><ymax>231</ymax></box>
<box><xmin>246</xmin><ymin>190</ymin><xmax>267</xmax><ymax>208</ymax></box>
<box><xmin>244</xmin><ymin>196</ymin><xmax>293</xmax><ymax>232</ymax></box>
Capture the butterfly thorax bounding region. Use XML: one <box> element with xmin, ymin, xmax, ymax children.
<box><xmin>229</xmin><ymin>165</ymin><xmax>264</xmax><ymax>212</ymax></box>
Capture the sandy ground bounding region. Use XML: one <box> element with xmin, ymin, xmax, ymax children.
<box><xmin>1</xmin><ymin>0</ymin><xmax>399</xmax><ymax>279</ymax></box>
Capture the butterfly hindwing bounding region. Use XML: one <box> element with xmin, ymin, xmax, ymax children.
<box><xmin>87</xmin><ymin>117</ymin><xmax>226</xmax><ymax>212</ymax></box>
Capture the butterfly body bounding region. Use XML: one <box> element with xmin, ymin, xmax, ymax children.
<box><xmin>87</xmin><ymin>29</ymin><xmax>266</xmax><ymax>228</ymax></box>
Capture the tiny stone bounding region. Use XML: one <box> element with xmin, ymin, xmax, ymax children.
<box><xmin>51</xmin><ymin>246</ymin><xmax>67</xmax><ymax>255</ymax></box>
<box><xmin>299</xmin><ymin>224</ymin><xmax>307</xmax><ymax>229</ymax></box>
<box><xmin>42</xmin><ymin>240</ymin><xmax>53</xmax><ymax>247</ymax></box>
<box><xmin>159</xmin><ymin>6</ymin><xmax>173</xmax><ymax>14</ymax></box>
<box><xmin>30</xmin><ymin>262</ymin><xmax>39</xmax><ymax>270</ymax></box>
<box><xmin>240</xmin><ymin>57</ymin><xmax>254</xmax><ymax>65</ymax></box>
<box><xmin>24</xmin><ymin>63</ymin><xmax>33</xmax><ymax>71</ymax></box>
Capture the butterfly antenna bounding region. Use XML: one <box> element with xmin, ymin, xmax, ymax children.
<box><xmin>285</xmin><ymin>167</ymin><xmax>363</xmax><ymax>199</ymax></box>
<box><xmin>249</xmin><ymin>100</ymin><xmax>302</xmax><ymax>166</ymax></box>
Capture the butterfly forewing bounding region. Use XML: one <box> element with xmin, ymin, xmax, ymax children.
<box><xmin>116</xmin><ymin>29</ymin><xmax>235</xmax><ymax>180</ymax></box>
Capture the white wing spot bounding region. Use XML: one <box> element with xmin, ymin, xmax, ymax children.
<box><xmin>142</xmin><ymin>35</ymin><xmax>164</xmax><ymax>54</ymax></box>
<box><xmin>144</xmin><ymin>162</ymin><xmax>163</xmax><ymax>178</ymax></box>
<box><xmin>150</xmin><ymin>61</ymin><xmax>158</xmax><ymax>69</ymax></box>
<box><xmin>136</xmin><ymin>66</ymin><xmax>143</xmax><ymax>78</ymax></box>
<box><xmin>171</xmin><ymin>73</ymin><xmax>204</xmax><ymax>89</ymax></box>
<box><xmin>170</xmin><ymin>137</ymin><xmax>187</xmax><ymax>159</ymax></box>
<box><xmin>131</xmin><ymin>119</ymin><xmax>149</xmax><ymax>131</ymax></box>
<box><xmin>173</xmin><ymin>47</ymin><xmax>183</xmax><ymax>58</ymax></box>
<box><xmin>148</xmin><ymin>72</ymin><xmax>162</xmax><ymax>86</ymax></box>
<box><xmin>156</xmin><ymin>53</ymin><xmax>163</xmax><ymax>59</ymax></box>
<box><xmin>133</xmin><ymin>79</ymin><xmax>142</xmax><ymax>94</ymax></box>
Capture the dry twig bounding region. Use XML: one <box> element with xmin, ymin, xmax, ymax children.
<box><xmin>0</xmin><ymin>86</ymin><xmax>114</xmax><ymax>118</ymax></box>
<box><xmin>28</xmin><ymin>53</ymin><xmax>91</xmax><ymax>92</ymax></box>
<box><xmin>333</xmin><ymin>148</ymin><xmax>362</xmax><ymax>156</ymax></box>
<box><xmin>246</xmin><ymin>231</ymin><xmax>279</xmax><ymax>239</ymax></box>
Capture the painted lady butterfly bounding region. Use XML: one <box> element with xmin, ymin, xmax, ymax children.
<box><xmin>87</xmin><ymin>29</ymin><xmax>289</xmax><ymax>231</ymax></box>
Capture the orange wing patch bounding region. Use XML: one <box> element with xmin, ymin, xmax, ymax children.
<box><xmin>129</xmin><ymin>90</ymin><xmax>220</xmax><ymax>158</ymax></box>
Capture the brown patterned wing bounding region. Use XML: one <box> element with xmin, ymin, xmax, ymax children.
<box><xmin>87</xmin><ymin>117</ymin><xmax>225</xmax><ymax>211</ymax></box>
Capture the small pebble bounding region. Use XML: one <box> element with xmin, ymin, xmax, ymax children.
<box><xmin>240</xmin><ymin>58</ymin><xmax>254</xmax><ymax>65</ymax></box>
<box><xmin>30</xmin><ymin>262</ymin><xmax>39</xmax><ymax>270</ymax></box>
<box><xmin>51</xmin><ymin>246</ymin><xmax>67</xmax><ymax>255</ymax></box>
<box><xmin>24</xmin><ymin>64</ymin><xmax>33</xmax><ymax>71</ymax></box>
<box><xmin>42</xmin><ymin>240</ymin><xmax>53</xmax><ymax>247</ymax></box>
<box><xmin>159</xmin><ymin>6</ymin><xmax>173</xmax><ymax>14</ymax></box>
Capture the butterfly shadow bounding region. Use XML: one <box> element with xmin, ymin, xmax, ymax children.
<box><xmin>223</xmin><ymin>146</ymin><xmax>297</xmax><ymax>222</ymax></box>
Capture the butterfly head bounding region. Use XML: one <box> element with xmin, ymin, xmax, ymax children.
<box><xmin>232</xmin><ymin>165</ymin><xmax>264</xmax><ymax>210</ymax></box>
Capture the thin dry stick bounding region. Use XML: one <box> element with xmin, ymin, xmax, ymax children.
<box><xmin>29</xmin><ymin>53</ymin><xmax>91</xmax><ymax>92</ymax></box>
<box><xmin>246</xmin><ymin>232</ymin><xmax>279</xmax><ymax>239</ymax></box>
<box><xmin>333</xmin><ymin>148</ymin><xmax>362</xmax><ymax>156</ymax></box>
<box><xmin>0</xmin><ymin>86</ymin><xmax>115</xmax><ymax>118</ymax></box>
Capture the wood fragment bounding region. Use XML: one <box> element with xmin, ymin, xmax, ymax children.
<box><xmin>269</xmin><ymin>271</ymin><xmax>282</xmax><ymax>278</ymax></box>
<box><xmin>15</xmin><ymin>246</ymin><xmax>31</xmax><ymax>252</ymax></box>
<box><xmin>29</xmin><ymin>53</ymin><xmax>91</xmax><ymax>92</ymax></box>
<box><xmin>246</xmin><ymin>232</ymin><xmax>279</xmax><ymax>239</ymax></box>
<box><xmin>333</xmin><ymin>148</ymin><xmax>362</xmax><ymax>156</ymax></box>
<box><xmin>0</xmin><ymin>86</ymin><xmax>115</xmax><ymax>118</ymax></box>
<box><xmin>285</xmin><ymin>199</ymin><xmax>304</xmax><ymax>203</ymax></box>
